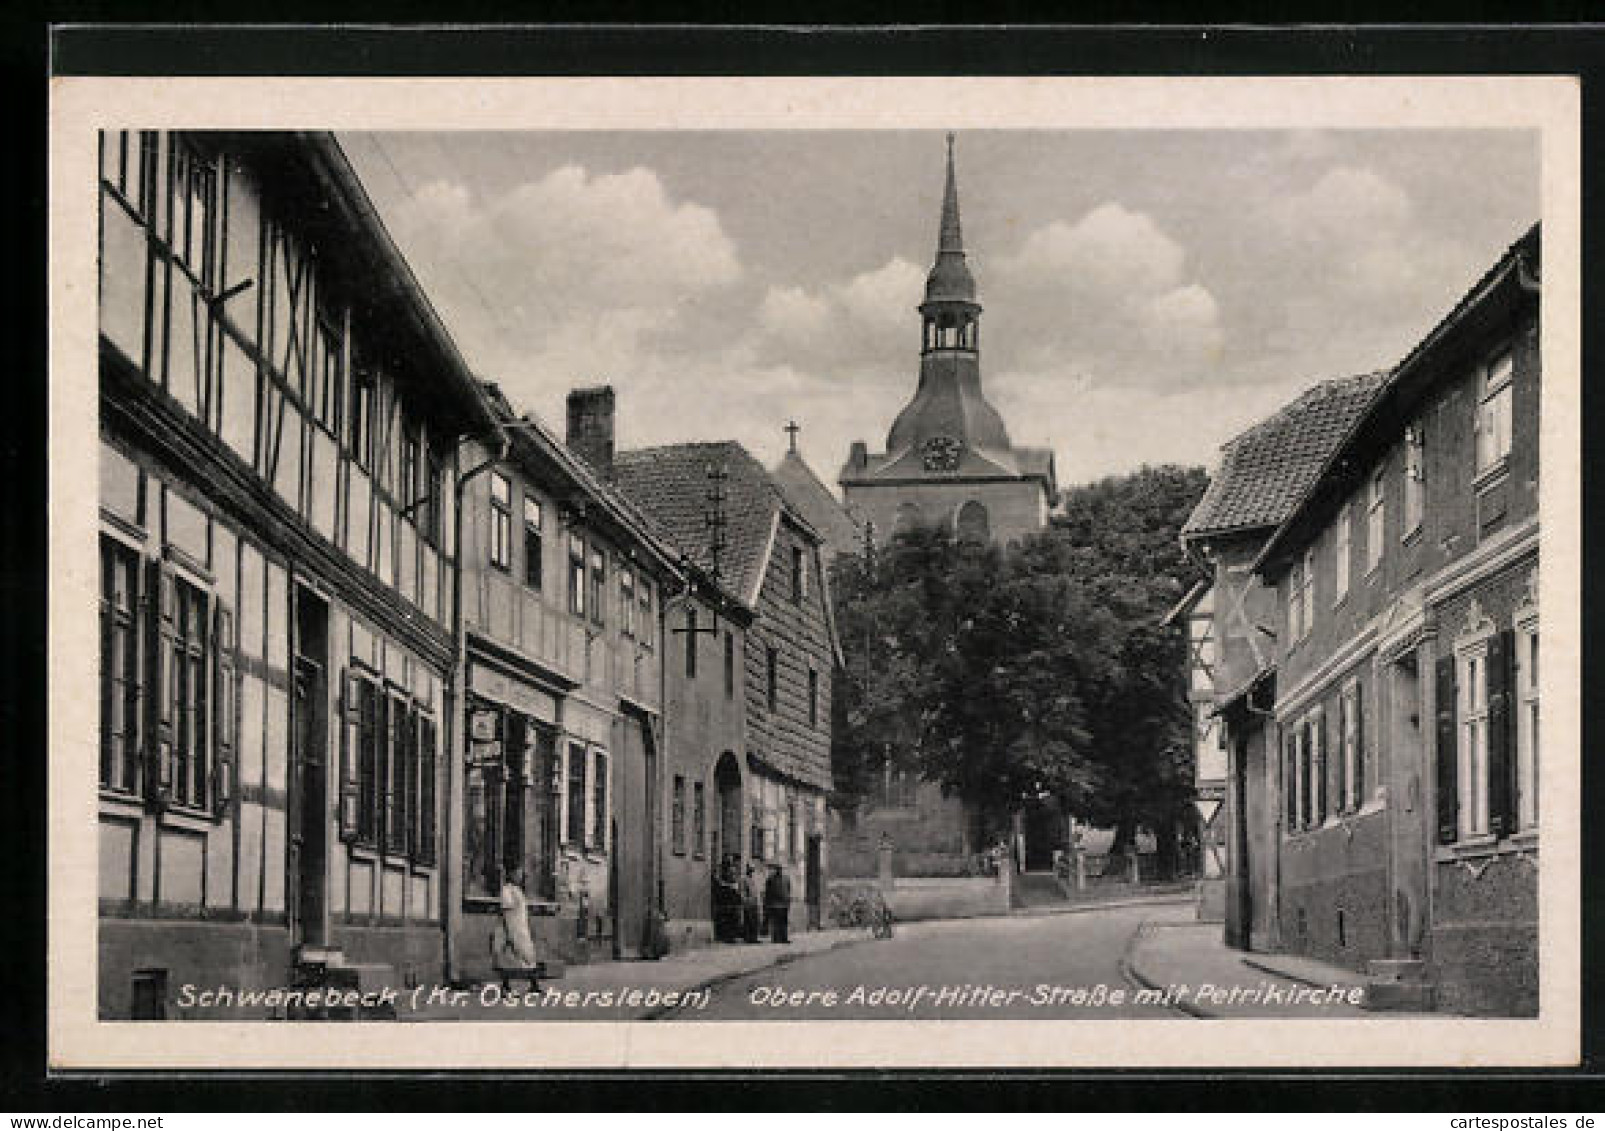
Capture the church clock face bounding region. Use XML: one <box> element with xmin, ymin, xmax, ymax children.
<box><xmin>922</xmin><ymin>435</ymin><xmax>963</xmax><ymax>472</ymax></box>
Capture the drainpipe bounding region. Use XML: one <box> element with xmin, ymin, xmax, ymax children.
<box><xmin>443</xmin><ymin>430</ymin><xmax>508</xmax><ymax>982</ymax></box>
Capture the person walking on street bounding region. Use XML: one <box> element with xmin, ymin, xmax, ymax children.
<box><xmin>764</xmin><ymin>863</ymin><xmax>792</xmax><ymax>944</ymax></box>
<box><xmin>741</xmin><ymin>864</ymin><xmax>762</xmax><ymax>944</ymax></box>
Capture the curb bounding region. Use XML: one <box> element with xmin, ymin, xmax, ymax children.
<box><xmin>1118</xmin><ymin>922</ymin><xmax>1209</xmax><ymax>1020</ymax></box>
<box><xmin>1240</xmin><ymin>954</ymin><xmax>1365</xmax><ymax>994</ymax></box>
<box><xmin>639</xmin><ymin>933</ymin><xmax>881</xmax><ymax>1021</ymax></box>
<box><xmin>1011</xmin><ymin>892</ymin><xmax>1197</xmax><ymax>918</ymax></box>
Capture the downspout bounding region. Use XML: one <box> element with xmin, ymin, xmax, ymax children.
<box><xmin>444</xmin><ymin>430</ymin><xmax>509</xmax><ymax>982</ymax></box>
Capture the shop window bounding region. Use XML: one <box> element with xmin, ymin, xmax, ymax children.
<box><xmin>460</xmin><ymin>706</ymin><xmax>506</xmax><ymax>901</ymax></box>
<box><xmin>488</xmin><ymin>473</ymin><xmax>512</xmax><ymax>572</ymax></box>
<box><xmin>565</xmin><ymin>741</ymin><xmax>587</xmax><ymax>848</ymax></box>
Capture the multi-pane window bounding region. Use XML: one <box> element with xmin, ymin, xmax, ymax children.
<box><xmin>104</xmin><ymin>131</ymin><xmax>155</xmax><ymax>217</ymax></box>
<box><xmin>589</xmin><ymin>547</ymin><xmax>606</xmax><ymax>627</ymax></box>
<box><xmin>1458</xmin><ymin>647</ymin><xmax>1491</xmax><ymax>839</ymax></box>
<box><xmin>766</xmin><ymin>647</ymin><xmax>779</xmax><ymax>712</ymax></box>
<box><xmin>174</xmin><ymin>143</ymin><xmax>217</xmax><ymax>285</ymax></box>
<box><xmin>565</xmin><ymin>742</ymin><xmax>588</xmax><ymax>847</ymax></box>
<box><xmin>591</xmin><ymin>749</ymin><xmax>609</xmax><ymax>852</ymax></box>
<box><xmin>1516</xmin><ymin>621</ymin><xmax>1539</xmax><ymax>830</ymax></box>
<box><xmin>1339</xmin><ymin>682</ymin><xmax>1363</xmax><ymax>813</ymax></box>
<box><xmin>99</xmin><ymin>539</ymin><xmax>142</xmax><ymax>795</ymax></box>
<box><xmin>384</xmin><ymin>689</ymin><xmax>411</xmax><ymax>855</ymax></box>
<box><xmin>620</xmin><ymin>568</ymin><xmax>635</xmax><ymax>638</ymax></box>
<box><xmin>671</xmin><ymin>775</ymin><xmax>687</xmax><ymax>854</ymax></box>
<box><xmin>1334</xmin><ymin>505</ymin><xmax>1351</xmax><ymax>602</ymax></box>
<box><xmin>1289</xmin><ymin>553</ymin><xmax>1313</xmax><ymax>643</ymax></box>
<box><xmin>488</xmin><ymin>474</ymin><xmax>512</xmax><ymax>571</ymax></box>
<box><xmin>348</xmin><ymin>369</ymin><xmax>375</xmax><ymax>469</ymax></box>
<box><xmin>316</xmin><ymin>320</ymin><xmax>345</xmax><ymax>435</ymax></box>
<box><xmin>1300</xmin><ymin>548</ymin><xmax>1315</xmax><ymax>638</ymax></box>
<box><xmin>1366</xmin><ymin>468</ymin><xmax>1385</xmax><ymax>572</ymax></box>
<box><xmin>522</xmin><ymin>496</ymin><xmax>543</xmax><ymax>591</ymax></box>
<box><xmin>170</xmin><ymin>578</ymin><xmax>210</xmax><ymax>810</ymax></box>
<box><xmin>808</xmin><ymin>668</ymin><xmax>819</xmax><ymax>728</ymax></box>
<box><xmin>693</xmin><ymin>781</ymin><xmax>707</xmax><ymax>857</ymax></box>
<box><xmin>568</xmin><ymin>534</ymin><xmax>587</xmax><ymax>617</ymax></box>
<box><xmin>348</xmin><ymin>673</ymin><xmax>382</xmax><ymax>846</ymax></box>
<box><xmin>1476</xmin><ymin>348</ymin><xmax>1515</xmax><ymax>475</ymax></box>
<box><xmin>1403</xmin><ymin>422</ymin><xmax>1426</xmax><ymax>536</ymax></box>
<box><xmin>724</xmin><ymin>631</ymin><xmax>735</xmax><ymax>699</ymax></box>
<box><xmin>685</xmin><ymin>606</ymin><xmax>698</xmax><ymax>679</ymax></box>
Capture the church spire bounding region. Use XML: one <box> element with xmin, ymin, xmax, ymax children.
<box><xmin>938</xmin><ymin>132</ymin><xmax>964</xmax><ymax>257</ymax></box>
<box><xmin>923</xmin><ymin>134</ymin><xmax>978</xmax><ymax>309</ymax></box>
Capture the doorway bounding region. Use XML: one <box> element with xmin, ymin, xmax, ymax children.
<box><xmin>1228</xmin><ymin>731</ymin><xmax>1253</xmax><ymax>949</ymax></box>
<box><xmin>715</xmin><ymin>753</ymin><xmax>742</xmax><ymax>870</ymax></box>
<box><xmin>289</xmin><ymin>587</ymin><xmax>329</xmax><ymax>954</ymax></box>
<box><xmin>805</xmin><ymin>834</ymin><xmax>823</xmax><ymax>931</ymax></box>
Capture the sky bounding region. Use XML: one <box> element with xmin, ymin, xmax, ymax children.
<box><xmin>340</xmin><ymin>129</ymin><xmax>1538</xmax><ymax>490</ymax></box>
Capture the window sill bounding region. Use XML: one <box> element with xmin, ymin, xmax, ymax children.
<box><xmin>1435</xmin><ymin>831</ymin><xmax>1537</xmax><ymax>864</ymax></box>
<box><xmin>157</xmin><ymin>805</ymin><xmax>222</xmax><ymax>833</ymax></box>
<box><xmin>1472</xmin><ymin>459</ymin><xmax>1510</xmax><ymax>494</ymax></box>
<box><xmin>99</xmin><ymin>790</ymin><xmax>147</xmax><ymax>817</ymax></box>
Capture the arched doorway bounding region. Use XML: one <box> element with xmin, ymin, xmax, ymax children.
<box><xmin>711</xmin><ymin>752</ymin><xmax>745</xmax><ymax>942</ymax></box>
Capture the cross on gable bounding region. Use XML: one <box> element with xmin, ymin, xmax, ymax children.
<box><xmin>784</xmin><ymin>420</ymin><xmax>801</xmax><ymax>453</ymax></box>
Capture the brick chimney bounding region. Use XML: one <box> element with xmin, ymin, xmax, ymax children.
<box><xmin>566</xmin><ymin>386</ymin><xmax>616</xmax><ymax>479</ymax></box>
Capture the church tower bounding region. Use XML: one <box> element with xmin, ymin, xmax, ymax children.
<box><xmin>839</xmin><ymin>135</ymin><xmax>1057</xmax><ymax>547</ymax></box>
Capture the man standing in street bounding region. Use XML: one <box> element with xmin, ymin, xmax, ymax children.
<box><xmin>764</xmin><ymin>863</ymin><xmax>792</xmax><ymax>944</ymax></box>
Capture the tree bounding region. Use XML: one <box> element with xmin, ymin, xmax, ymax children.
<box><xmin>829</xmin><ymin>465</ymin><xmax>1208</xmax><ymax>868</ymax></box>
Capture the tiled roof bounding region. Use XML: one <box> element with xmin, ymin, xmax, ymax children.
<box><xmin>1181</xmin><ymin>371</ymin><xmax>1388</xmax><ymax>540</ymax></box>
<box><xmin>614</xmin><ymin>441</ymin><xmax>814</xmax><ymax>609</ymax></box>
<box><xmin>770</xmin><ymin>450</ymin><xmax>864</xmax><ymax>562</ymax></box>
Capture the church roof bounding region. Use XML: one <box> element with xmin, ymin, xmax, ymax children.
<box><xmin>613</xmin><ymin>441</ymin><xmax>819</xmax><ymax>610</ymax></box>
<box><xmin>770</xmin><ymin>448</ymin><xmax>864</xmax><ymax>562</ymax></box>
<box><xmin>1181</xmin><ymin>371</ymin><xmax>1389</xmax><ymax>541</ymax></box>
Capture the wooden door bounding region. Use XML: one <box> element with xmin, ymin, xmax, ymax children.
<box><xmin>290</xmin><ymin>656</ymin><xmax>328</xmax><ymax>950</ymax></box>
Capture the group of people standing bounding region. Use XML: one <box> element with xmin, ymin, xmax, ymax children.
<box><xmin>713</xmin><ymin>856</ymin><xmax>792</xmax><ymax>945</ymax></box>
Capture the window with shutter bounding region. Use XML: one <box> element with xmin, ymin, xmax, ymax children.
<box><xmin>212</xmin><ymin>601</ymin><xmax>236</xmax><ymax>815</ymax></box>
<box><xmin>337</xmin><ymin>670</ymin><xmax>363</xmax><ymax>841</ymax></box>
<box><xmin>1515</xmin><ymin>599</ymin><xmax>1539</xmax><ymax>831</ymax></box>
<box><xmin>100</xmin><ymin>538</ymin><xmax>145</xmax><ymax>797</ymax></box>
<box><xmin>1487</xmin><ymin>628</ymin><xmax>1515</xmax><ymax>838</ymax></box>
<box><xmin>1435</xmin><ymin>654</ymin><xmax>1459</xmax><ymax>843</ymax></box>
<box><xmin>1353</xmin><ymin>679</ymin><xmax>1366</xmax><ymax>808</ymax></box>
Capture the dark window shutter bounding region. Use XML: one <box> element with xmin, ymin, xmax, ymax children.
<box><xmin>1487</xmin><ymin>628</ymin><xmax>1515</xmax><ymax>838</ymax></box>
<box><xmin>1315</xmin><ymin>714</ymin><xmax>1328</xmax><ymax>824</ymax></box>
<box><xmin>146</xmin><ymin>560</ymin><xmax>177</xmax><ymax>811</ymax></box>
<box><xmin>211</xmin><ymin>602</ymin><xmax>235</xmax><ymax>815</ymax></box>
<box><xmin>1283</xmin><ymin>730</ymin><xmax>1297</xmax><ymax>828</ymax></box>
<box><xmin>417</xmin><ymin>713</ymin><xmax>437</xmax><ymax>865</ymax></box>
<box><xmin>338</xmin><ymin>669</ymin><xmax>363</xmax><ymax>841</ymax></box>
<box><xmin>1436</xmin><ymin>654</ymin><xmax>1459</xmax><ymax>843</ymax></box>
<box><xmin>1353</xmin><ymin>680</ymin><xmax>1366</xmax><ymax>806</ymax></box>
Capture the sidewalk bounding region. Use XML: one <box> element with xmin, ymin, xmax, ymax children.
<box><xmin>400</xmin><ymin>927</ymin><xmax>869</xmax><ymax>1022</ymax></box>
<box><xmin>1010</xmin><ymin>883</ymin><xmax>1198</xmax><ymax>918</ymax></box>
<box><xmin>1123</xmin><ymin>920</ymin><xmax>1375</xmax><ymax>1019</ymax></box>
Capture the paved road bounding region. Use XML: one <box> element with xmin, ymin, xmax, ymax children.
<box><xmin>665</xmin><ymin>901</ymin><xmax>1195</xmax><ymax>1021</ymax></box>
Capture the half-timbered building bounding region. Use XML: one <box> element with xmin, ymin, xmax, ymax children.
<box><xmin>97</xmin><ymin>131</ymin><xmax>501</xmax><ymax>1017</ymax></box>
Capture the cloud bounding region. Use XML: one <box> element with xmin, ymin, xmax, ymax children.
<box><xmin>749</xmin><ymin>256</ymin><xmax>925</xmax><ymax>382</ymax></box>
<box><xmin>986</xmin><ymin>203</ymin><xmax>1226</xmax><ymax>389</ymax></box>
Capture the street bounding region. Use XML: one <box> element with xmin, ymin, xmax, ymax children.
<box><xmin>661</xmin><ymin>902</ymin><xmax>1192</xmax><ymax>1021</ymax></box>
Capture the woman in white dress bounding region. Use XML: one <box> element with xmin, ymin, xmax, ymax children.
<box><xmin>495</xmin><ymin>866</ymin><xmax>540</xmax><ymax>990</ymax></box>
